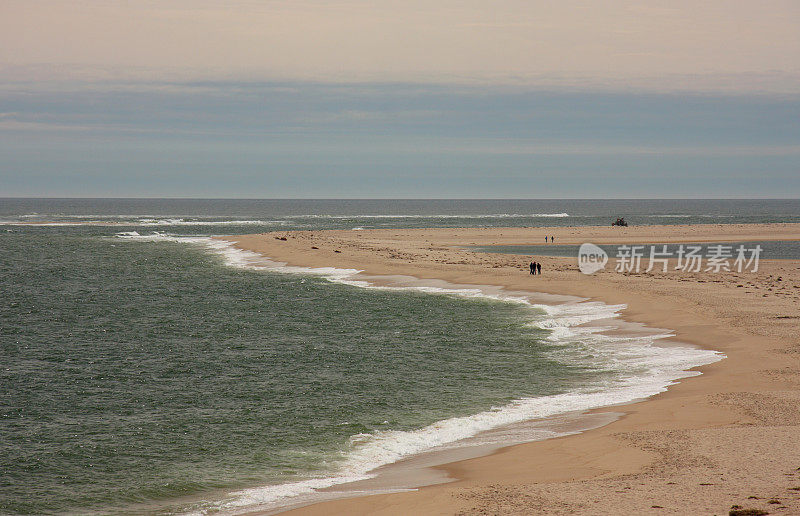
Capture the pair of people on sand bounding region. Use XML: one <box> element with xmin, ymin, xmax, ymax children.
<box><xmin>529</xmin><ymin>261</ymin><xmax>542</xmax><ymax>275</ymax></box>
<box><xmin>545</xmin><ymin>235</ymin><xmax>555</xmax><ymax>243</ymax></box>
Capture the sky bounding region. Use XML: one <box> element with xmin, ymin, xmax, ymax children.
<box><xmin>1</xmin><ymin>0</ymin><xmax>798</xmax><ymax>198</ymax></box>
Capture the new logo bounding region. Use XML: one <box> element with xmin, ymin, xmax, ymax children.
<box><xmin>578</xmin><ymin>243</ymin><xmax>608</xmax><ymax>274</ymax></box>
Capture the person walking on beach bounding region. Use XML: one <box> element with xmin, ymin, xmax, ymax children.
<box><xmin>545</xmin><ymin>236</ymin><xmax>548</xmax><ymax>243</ymax></box>
<box><xmin>537</xmin><ymin>262</ymin><xmax>542</xmax><ymax>275</ymax></box>
<box><xmin>551</xmin><ymin>235</ymin><xmax>555</xmax><ymax>243</ymax></box>
<box><xmin>530</xmin><ymin>261</ymin><xmax>537</xmax><ymax>275</ymax></box>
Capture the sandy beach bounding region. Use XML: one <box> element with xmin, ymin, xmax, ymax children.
<box><xmin>225</xmin><ymin>223</ymin><xmax>800</xmax><ymax>515</ymax></box>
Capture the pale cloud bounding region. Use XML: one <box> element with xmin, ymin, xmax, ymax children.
<box><xmin>1</xmin><ymin>0</ymin><xmax>798</xmax><ymax>92</ymax></box>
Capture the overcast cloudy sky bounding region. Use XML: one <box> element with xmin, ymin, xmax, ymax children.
<box><xmin>1</xmin><ymin>0</ymin><xmax>798</xmax><ymax>197</ymax></box>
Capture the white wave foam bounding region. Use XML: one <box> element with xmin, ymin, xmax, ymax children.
<box><xmin>116</xmin><ymin>234</ymin><xmax>722</xmax><ymax>514</ymax></box>
<box><xmin>3</xmin><ymin>218</ymin><xmax>283</xmax><ymax>227</ymax></box>
<box><xmin>10</xmin><ymin>213</ymin><xmax>282</xmax><ymax>220</ymax></box>
<box><xmin>199</xmin><ymin>476</ymin><xmax>372</xmax><ymax>515</ymax></box>
<box><xmin>337</xmin><ymin>347</ymin><xmax>717</xmax><ymax>470</ymax></box>
<box><xmin>114</xmin><ymin>231</ymin><xmax>204</xmax><ymax>242</ymax></box>
<box><xmin>287</xmin><ymin>213</ymin><xmax>569</xmax><ymax>219</ymax></box>
<box><xmin>114</xmin><ymin>232</ymin><xmax>366</xmax><ymax>282</ymax></box>
<box><xmin>200</xmin><ymin>330</ymin><xmax>719</xmax><ymax>514</ymax></box>
<box><xmin>135</xmin><ymin>218</ymin><xmax>281</xmax><ymax>226</ymax></box>
<box><xmin>1</xmin><ymin>221</ymin><xmax>87</xmax><ymax>226</ymax></box>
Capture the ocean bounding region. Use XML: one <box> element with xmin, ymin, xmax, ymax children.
<box><xmin>4</xmin><ymin>198</ymin><xmax>793</xmax><ymax>515</ymax></box>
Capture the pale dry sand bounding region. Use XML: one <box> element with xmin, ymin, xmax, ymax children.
<box><xmin>224</xmin><ymin>223</ymin><xmax>800</xmax><ymax>515</ymax></box>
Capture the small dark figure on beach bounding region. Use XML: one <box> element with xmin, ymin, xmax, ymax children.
<box><xmin>545</xmin><ymin>236</ymin><xmax>548</xmax><ymax>243</ymax></box>
<box><xmin>537</xmin><ymin>262</ymin><xmax>542</xmax><ymax>275</ymax></box>
<box><xmin>551</xmin><ymin>235</ymin><xmax>555</xmax><ymax>243</ymax></box>
<box><xmin>530</xmin><ymin>262</ymin><xmax>536</xmax><ymax>275</ymax></box>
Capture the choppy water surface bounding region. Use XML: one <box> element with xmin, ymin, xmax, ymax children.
<box><xmin>2</xmin><ymin>198</ymin><xmax>799</xmax><ymax>230</ymax></box>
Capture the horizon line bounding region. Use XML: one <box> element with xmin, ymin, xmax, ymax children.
<box><xmin>3</xmin><ymin>197</ymin><xmax>799</xmax><ymax>201</ymax></box>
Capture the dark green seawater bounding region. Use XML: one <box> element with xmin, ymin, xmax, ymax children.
<box><xmin>1</xmin><ymin>231</ymin><xmax>580</xmax><ymax>514</ymax></box>
<box><xmin>0</xmin><ymin>199</ymin><xmax>752</xmax><ymax>514</ymax></box>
